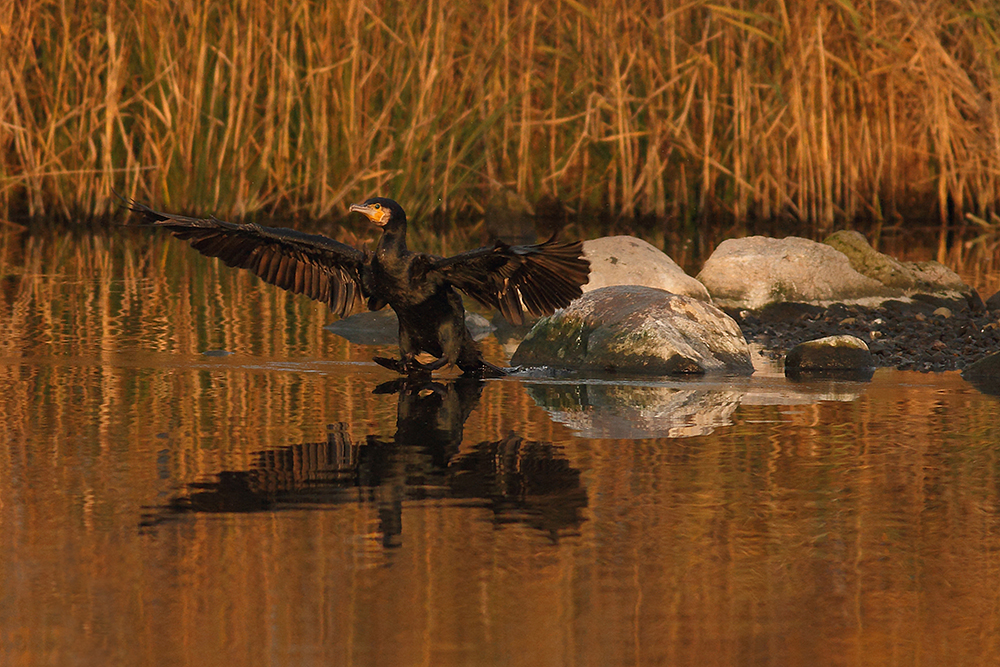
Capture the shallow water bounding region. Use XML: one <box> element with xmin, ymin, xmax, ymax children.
<box><xmin>2</xmin><ymin>230</ymin><xmax>1000</xmax><ymax>666</ymax></box>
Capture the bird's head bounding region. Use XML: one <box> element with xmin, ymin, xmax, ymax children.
<box><xmin>349</xmin><ymin>197</ymin><xmax>405</xmax><ymax>229</ymax></box>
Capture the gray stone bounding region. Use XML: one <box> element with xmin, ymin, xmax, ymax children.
<box><xmin>582</xmin><ymin>236</ymin><xmax>711</xmax><ymax>301</ymax></box>
<box><xmin>784</xmin><ymin>335</ymin><xmax>874</xmax><ymax>374</ymax></box>
<box><xmin>697</xmin><ymin>236</ymin><xmax>897</xmax><ymax>310</ymax></box>
<box><xmin>510</xmin><ymin>285</ymin><xmax>753</xmax><ymax>375</ymax></box>
<box><xmin>907</xmin><ymin>260</ymin><xmax>969</xmax><ymax>293</ymax></box>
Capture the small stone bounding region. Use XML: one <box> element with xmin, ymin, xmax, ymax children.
<box><xmin>915</xmin><ymin>313</ymin><xmax>926</xmax><ymax>322</ymax></box>
<box><xmin>784</xmin><ymin>335</ymin><xmax>874</xmax><ymax>376</ymax></box>
<box><xmin>932</xmin><ymin>307</ymin><xmax>953</xmax><ymax>318</ymax></box>
<box><xmin>839</xmin><ymin>317</ymin><xmax>857</xmax><ymax>326</ymax></box>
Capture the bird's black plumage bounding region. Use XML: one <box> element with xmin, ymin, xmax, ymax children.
<box><xmin>126</xmin><ymin>196</ymin><xmax>590</xmax><ymax>377</ymax></box>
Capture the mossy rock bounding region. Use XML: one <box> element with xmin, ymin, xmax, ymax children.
<box><xmin>823</xmin><ymin>230</ymin><xmax>918</xmax><ymax>289</ymax></box>
<box><xmin>511</xmin><ymin>286</ymin><xmax>753</xmax><ymax>375</ymax></box>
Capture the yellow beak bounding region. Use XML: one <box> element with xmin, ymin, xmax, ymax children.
<box><xmin>349</xmin><ymin>203</ymin><xmax>388</xmax><ymax>226</ymax></box>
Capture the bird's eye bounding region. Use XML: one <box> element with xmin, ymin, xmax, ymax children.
<box><xmin>373</xmin><ymin>203</ymin><xmax>381</xmax><ymax>209</ymax></box>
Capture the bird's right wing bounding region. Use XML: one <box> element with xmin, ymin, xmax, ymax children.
<box><xmin>430</xmin><ymin>236</ymin><xmax>590</xmax><ymax>325</ymax></box>
<box><xmin>126</xmin><ymin>199</ymin><xmax>370</xmax><ymax>317</ymax></box>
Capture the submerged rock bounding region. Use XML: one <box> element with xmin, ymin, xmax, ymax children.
<box><xmin>582</xmin><ymin>236</ymin><xmax>711</xmax><ymax>300</ymax></box>
<box><xmin>784</xmin><ymin>335</ymin><xmax>875</xmax><ymax>379</ymax></box>
<box><xmin>510</xmin><ymin>285</ymin><xmax>753</xmax><ymax>375</ymax></box>
<box><xmin>697</xmin><ymin>236</ymin><xmax>896</xmax><ymax>310</ymax></box>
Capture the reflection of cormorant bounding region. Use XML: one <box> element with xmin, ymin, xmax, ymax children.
<box><xmin>126</xmin><ymin>197</ymin><xmax>589</xmax><ymax>377</ymax></box>
<box><xmin>142</xmin><ymin>380</ymin><xmax>587</xmax><ymax>544</ymax></box>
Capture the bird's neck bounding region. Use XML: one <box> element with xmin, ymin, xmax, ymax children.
<box><xmin>377</xmin><ymin>223</ymin><xmax>408</xmax><ymax>257</ymax></box>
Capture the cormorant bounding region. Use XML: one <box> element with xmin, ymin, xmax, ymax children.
<box><xmin>126</xmin><ymin>196</ymin><xmax>590</xmax><ymax>377</ymax></box>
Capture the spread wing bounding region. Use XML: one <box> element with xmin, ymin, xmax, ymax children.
<box><xmin>432</xmin><ymin>237</ymin><xmax>590</xmax><ymax>325</ymax></box>
<box><xmin>126</xmin><ymin>199</ymin><xmax>369</xmax><ymax>317</ymax></box>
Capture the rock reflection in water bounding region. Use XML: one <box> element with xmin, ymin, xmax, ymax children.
<box><xmin>527</xmin><ymin>382</ymin><xmax>746</xmax><ymax>438</ymax></box>
<box><xmin>527</xmin><ymin>373</ymin><xmax>873</xmax><ymax>438</ymax></box>
<box><xmin>142</xmin><ymin>379</ymin><xmax>586</xmax><ymax>544</ymax></box>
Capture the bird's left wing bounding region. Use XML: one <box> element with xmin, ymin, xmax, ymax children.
<box><xmin>430</xmin><ymin>236</ymin><xmax>590</xmax><ymax>325</ymax></box>
<box><xmin>126</xmin><ymin>200</ymin><xmax>370</xmax><ymax>317</ymax></box>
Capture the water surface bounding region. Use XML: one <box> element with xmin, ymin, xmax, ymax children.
<box><xmin>2</xmin><ymin>230</ymin><xmax>1000</xmax><ymax>666</ymax></box>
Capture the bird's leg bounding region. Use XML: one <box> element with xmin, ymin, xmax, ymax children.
<box><xmin>394</xmin><ymin>326</ymin><xmax>446</xmax><ymax>375</ymax></box>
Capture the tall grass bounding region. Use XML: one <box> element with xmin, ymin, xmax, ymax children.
<box><xmin>3</xmin><ymin>0</ymin><xmax>1000</xmax><ymax>244</ymax></box>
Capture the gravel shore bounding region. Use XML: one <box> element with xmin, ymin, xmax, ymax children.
<box><xmin>730</xmin><ymin>294</ymin><xmax>1000</xmax><ymax>373</ymax></box>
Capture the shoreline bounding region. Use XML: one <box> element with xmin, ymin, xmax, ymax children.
<box><xmin>732</xmin><ymin>298</ymin><xmax>1000</xmax><ymax>374</ymax></box>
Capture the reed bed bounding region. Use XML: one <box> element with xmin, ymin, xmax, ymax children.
<box><xmin>3</xmin><ymin>0</ymin><xmax>1000</xmax><ymax>243</ymax></box>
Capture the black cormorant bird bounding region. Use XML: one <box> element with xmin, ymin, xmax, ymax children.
<box><xmin>126</xmin><ymin>196</ymin><xmax>589</xmax><ymax>377</ymax></box>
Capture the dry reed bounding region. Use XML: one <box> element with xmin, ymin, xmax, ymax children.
<box><xmin>2</xmin><ymin>0</ymin><xmax>1000</xmax><ymax>247</ymax></box>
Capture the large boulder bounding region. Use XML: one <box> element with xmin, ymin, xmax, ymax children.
<box><xmin>510</xmin><ymin>285</ymin><xmax>753</xmax><ymax>375</ymax></box>
<box><xmin>697</xmin><ymin>236</ymin><xmax>897</xmax><ymax>310</ymax></box>
<box><xmin>697</xmin><ymin>233</ymin><xmax>977</xmax><ymax>312</ymax></box>
<box><xmin>582</xmin><ymin>236</ymin><xmax>711</xmax><ymax>301</ymax></box>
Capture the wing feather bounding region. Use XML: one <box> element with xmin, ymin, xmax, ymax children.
<box><xmin>127</xmin><ymin>199</ymin><xmax>369</xmax><ymax>317</ymax></box>
<box><xmin>432</xmin><ymin>236</ymin><xmax>590</xmax><ymax>325</ymax></box>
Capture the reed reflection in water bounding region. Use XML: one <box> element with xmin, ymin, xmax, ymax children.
<box><xmin>3</xmin><ymin>229</ymin><xmax>1000</xmax><ymax>666</ymax></box>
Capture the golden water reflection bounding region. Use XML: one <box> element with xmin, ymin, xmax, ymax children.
<box><xmin>2</xmin><ymin>230</ymin><xmax>1000</xmax><ymax>666</ymax></box>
